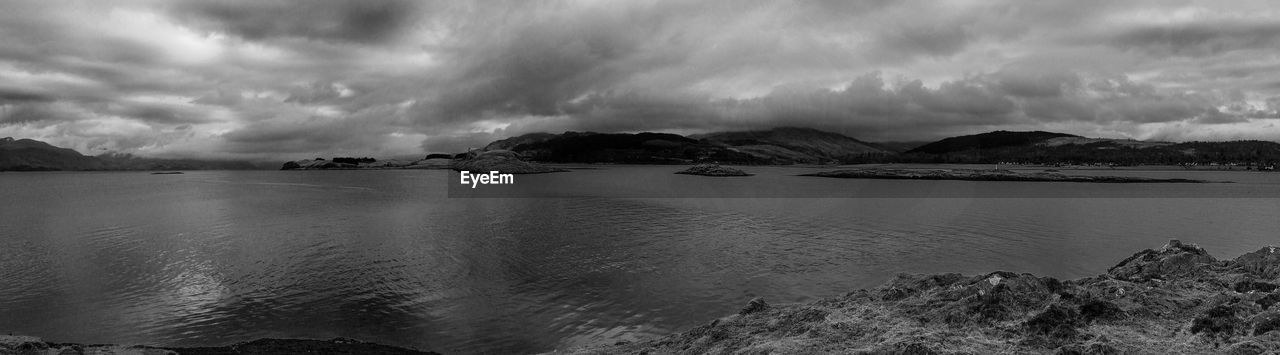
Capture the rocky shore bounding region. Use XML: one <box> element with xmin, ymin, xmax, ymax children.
<box><xmin>675</xmin><ymin>164</ymin><xmax>753</xmax><ymax>177</ymax></box>
<box><xmin>575</xmin><ymin>241</ymin><xmax>1280</xmax><ymax>354</ymax></box>
<box><xmin>0</xmin><ymin>336</ymin><xmax>437</xmax><ymax>355</ymax></box>
<box><xmin>802</xmin><ymin>168</ymin><xmax>1211</xmax><ymax>183</ymax></box>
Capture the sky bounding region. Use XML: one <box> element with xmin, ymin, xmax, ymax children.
<box><xmin>1</xmin><ymin>0</ymin><xmax>1279</xmax><ymax>160</ymax></box>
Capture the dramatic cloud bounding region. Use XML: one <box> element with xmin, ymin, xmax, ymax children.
<box><xmin>0</xmin><ymin>0</ymin><xmax>1278</xmax><ymax>160</ymax></box>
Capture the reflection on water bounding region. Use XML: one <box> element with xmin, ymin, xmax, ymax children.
<box><xmin>1</xmin><ymin>169</ymin><xmax>1279</xmax><ymax>353</ymax></box>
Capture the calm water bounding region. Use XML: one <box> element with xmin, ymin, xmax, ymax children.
<box><xmin>2</xmin><ymin>168</ymin><xmax>1279</xmax><ymax>353</ymax></box>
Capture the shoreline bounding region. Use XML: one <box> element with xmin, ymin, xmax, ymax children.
<box><xmin>573</xmin><ymin>240</ymin><xmax>1280</xmax><ymax>354</ymax></box>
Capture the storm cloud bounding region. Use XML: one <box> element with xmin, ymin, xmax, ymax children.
<box><xmin>0</xmin><ymin>0</ymin><xmax>1277</xmax><ymax>160</ymax></box>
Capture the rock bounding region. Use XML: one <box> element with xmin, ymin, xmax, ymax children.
<box><xmin>1025</xmin><ymin>303</ymin><xmax>1083</xmax><ymax>341</ymax></box>
<box><xmin>451</xmin><ymin>150</ymin><xmax>567</xmax><ymax>174</ymax></box>
<box><xmin>877</xmin><ymin>273</ymin><xmax>968</xmax><ymax>301</ymax></box>
<box><xmin>740</xmin><ymin>297</ymin><xmax>770</xmax><ymax>315</ymax></box>
<box><xmin>890</xmin><ymin>342</ymin><xmax>939</xmax><ymax>355</ymax></box>
<box><xmin>1054</xmin><ymin>339</ymin><xmax>1121</xmax><ymax>355</ymax></box>
<box><xmin>0</xmin><ymin>335</ymin><xmax>48</xmax><ymax>353</ymax></box>
<box><xmin>1078</xmin><ymin>298</ymin><xmax>1125</xmax><ymax>322</ymax></box>
<box><xmin>1257</xmin><ymin>293</ymin><xmax>1280</xmax><ymax>310</ymax></box>
<box><xmin>1224</xmin><ymin>340</ymin><xmax>1269</xmax><ymax>355</ymax></box>
<box><xmin>1231</xmin><ymin>246</ymin><xmax>1280</xmax><ymax>279</ymax></box>
<box><xmin>1234</xmin><ymin>280</ymin><xmax>1279</xmax><ymax>293</ymax></box>
<box><xmin>1107</xmin><ymin>239</ymin><xmax>1216</xmax><ymax>281</ymax></box>
<box><xmin>1251</xmin><ymin>311</ymin><xmax>1280</xmax><ymax>336</ymax></box>
<box><xmin>1191</xmin><ymin>304</ymin><xmax>1243</xmax><ymax>339</ymax></box>
<box><xmin>674</xmin><ymin>164</ymin><xmax>752</xmax><ymax>177</ymax></box>
<box><xmin>947</xmin><ymin>272</ymin><xmax>1060</xmax><ymax>324</ymax></box>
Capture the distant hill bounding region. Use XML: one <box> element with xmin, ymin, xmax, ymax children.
<box><xmin>95</xmin><ymin>153</ymin><xmax>258</xmax><ymax>171</ymax></box>
<box><xmin>898</xmin><ymin>131</ymin><xmax>1280</xmax><ymax>166</ymax></box>
<box><xmin>489</xmin><ymin>131</ymin><xmax>734</xmax><ymax>164</ymax></box>
<box><xmin>906</xmin><ymin>131</ymin><xmax>1079</xmax><ymax>154</ymax></box>
<box><xmin>0</xmin><ymin>137</ymin><xmax>102</xmax><ymax>171</ymax></box>
<box><xmin>697</xmin><ymin>127</ymin><xmax>888</xmax><ymax>163</ymax></box>
<box><xmin>487</xmin><ymin>127</ymin><xmax>890</xmax><ymax>164</ymax></box>
<box><xmin>0</xmin><ymin>137</ymin><xmax>259</xmax><ymax>171</ymax></box>
<box><xmin>869</xmin><ymin>141</ymin><xmax>930</xmax><ymax>153</ymax></box>
<box><xmin>483</xmin><ymin>133</ymin><xmax>559</xmax><ymax>151</ymax></box>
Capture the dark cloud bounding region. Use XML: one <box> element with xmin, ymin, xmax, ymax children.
<box><xmin>0</xmin><ymin>89</ymin><xmax>56</xmax><ymax>103</ymax></box>
<box><xmin>166</xmin><ymin>0</ymin><xmax>422</xmax><ymax>44</ymax></box>
<box><xmin>873</xmin><ymin>24</ymin><xmax>973</xmax><ymax>59</ymax></box>
<box><xmin>1110</xmin><ymin>21</ymin><xmax>1280</xmax><ymax>57</ymax></box>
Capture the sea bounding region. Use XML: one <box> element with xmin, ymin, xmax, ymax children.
<box><xmin>2</xmin><ymin>166</ymin><xmax>1278</xmax><ymax>353</ymax></box>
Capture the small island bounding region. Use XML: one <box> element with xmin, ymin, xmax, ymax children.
<box><xmin>575</xmin><ymin>240</ymin><xmax>1280</xmax><ymax>354</ymax></box>
<box><xmin>451</xmin><ymin>150</ymin><xmax>567</xmax><ymax>174</ymax></box>
<box><xmin>280</xmin><ymin>156</ymin><xmax>456</xmax><ymax>170</ymax></box>
<box><xmin>801</xmin><ymin>168</ymin><xmax>1212</xmax><ymax>183</ymax></box>
<box><xmin>675</xmin><ymin>163</ymin><xmax>753</xmax><ymax>177</ymax></box>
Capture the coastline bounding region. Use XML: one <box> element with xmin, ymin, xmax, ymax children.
<box><xmin>571</xmin><ymin>240</ymin><xmax>1280</xmax><ymax>354</ymax></box>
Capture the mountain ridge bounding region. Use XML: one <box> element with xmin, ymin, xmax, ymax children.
<box><xmin>487</xmin><ymin>127</ymin><xmax>892</xmax><ymax>165</ymax></box>
<box><xmin>0</xmin><ymin>137</ymin><xmax>260</xmax><ymax>171</ymax></box>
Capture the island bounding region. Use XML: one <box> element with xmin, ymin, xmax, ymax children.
<box><xmin>574</xmin><ymin>240</ymin><xmax>1280</xmax><ymax>354</ymax></box>
<box><xmin>280</xmin><ymin>156</ymin><xmax>455</xmax><ymax>170</ymax></box>
<box><xmin>450</xmin><ymin>150</ymin><xmax>567</xmax><ymax>174</ymax></box>
<box><xmin>801</xmin><ymin>168</ymin><xmax>1212</xmax><ymax>183</ymax></box>
<box><xmin>675</xmin><ymin>164</ymin><xmax>753</xmax><ymax>177</ymax></box>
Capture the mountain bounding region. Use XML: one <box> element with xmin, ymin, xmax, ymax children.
<box><xmin>697</xmin><ymin>127</ymin><xmax>889</xmax><ymax>163</ymax></box>
<box><xmin>0</xmin><ymin>137</ymin><xmax>102</xmax><ymax>171</ymax></box>
<box><xmin>483</xmin><ymin>133</ymin><xmax>559</xmax><ymax>151</ymax></box>
<box><xmin>487</xmin><ymin>127</ymin><xmax>891</xmax><ymax>164</ymax></box>
<box><xmin>0</xmin><ymin>137</ymin><xmax>259</xmax><ymax>171</ymax></box>
<box><xmin>488</xmin><ymin>131</ymin><xmax>736</xmax><ymax>164</ymax></box>
<box><xmin>906</xmin><ymin>131</ymin><xmax>1080</xmax><ymax>154</ymax></box>
<box><xmin>899</xmin><ymin>131</ymin><xmax>1280</xmax><ymax>165</ymax></box>
<box><xmin>868</xmin><ymin>141</ymin><xmax>931</xmax><ymax>153</ymax></box>
<box><xmin>95</xmin><ymin>153</ymin><xmax>259</xmax><ymax>170</ymax></box>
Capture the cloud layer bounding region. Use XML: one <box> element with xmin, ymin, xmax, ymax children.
<box><xmin>0</xmin><ymin>0</ymin><xmax>1277</xmax><ymax>159</ymax></box>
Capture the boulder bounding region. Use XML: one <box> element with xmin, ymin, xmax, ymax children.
<box><xmin>1231</xmin><ymin>246</ymin><xmax>1280</xmax><ymax>279</ymax></box>
<box><xmin>1107</xmin><ymin>240</ymin><xmax>1216</xmax><ymax>281</ymax></box>
<box><xmin>740</xmin><ymin>297</ymin><xmax>770</xmax><ymax>315</ymax></box>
